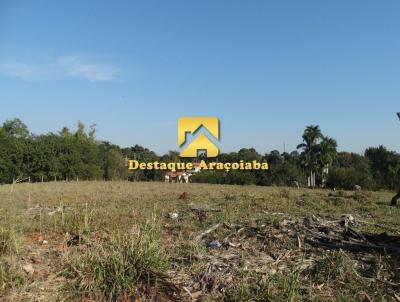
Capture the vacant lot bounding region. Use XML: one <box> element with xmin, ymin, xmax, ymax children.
<box><xmin>0</xmin><ymin>181</ymin><xmax>399</xmax><ymax>301</ymax></box>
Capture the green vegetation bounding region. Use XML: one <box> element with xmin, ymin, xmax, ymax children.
<box><xmin>0</xmin><ymin>227</ymin><xmax>24</xmax><ymax>291</ymax></box>
<box><xmin>63</xmin><ymin>224</ymin><xmax>168</xmax><ymax>301</ymax></box>
<box><xmin>0</xmin><ymin>118</ymin><xmax>399</xmax><ymax>191</ymax></box>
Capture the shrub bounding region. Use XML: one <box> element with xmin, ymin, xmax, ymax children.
<box><xmin>327</xmin><ymin>167</ymin><xmax>375</xmax><ymax>190</ymax></box>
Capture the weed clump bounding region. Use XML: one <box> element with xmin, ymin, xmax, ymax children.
<box><xmin>63</xmin><ymin>223</ymin><xmax>171</xmax><ymax>301</ymax></box>
<box><xmin>0</xmin><ymin>258</ymin><xmax>25</xmax><ymax>290</ymax></box>
<box><xmin>312</xmin><ymin>251</ymin><xmax>356</xmax><ymax>284</ymax></box>
<box><xmin>0</xmin><ymin>227</ymin><xmax>19</xmax><ymax>256</ymax></box>
<box><xmin>0</xmin><ymin>227</ymin><xmax>24</xmax><ymax>291</ymax></box>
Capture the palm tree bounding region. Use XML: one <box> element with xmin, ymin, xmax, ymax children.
<box><xmin>297</xmin><ymin>125</ymin><xmax>322</xmax><ymax>151</ymax></box>
<box><xmin>319</xmin><ymin>136</ymin><xmax>337</xmax><ymax>167</ymax></box>
<box><xmin>297</xmin><ymin>125</ymin><xmax>322</xmax><ymax>186</ymax></box>
<box><xmin>318</xmin><ymin>136</ymin><xmax>337</xmax><ymax>186</ymax></box>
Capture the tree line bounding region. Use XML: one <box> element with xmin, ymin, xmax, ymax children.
<box><xmin>0</xmin><ymin>118</ymin><xmax>399</xmax><ymax>191</ymax></box>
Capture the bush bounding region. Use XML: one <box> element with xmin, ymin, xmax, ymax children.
<box><xmin>327</xmin><ymin>167</ymin><xmax>375</xmax><ymax>190</ymax></box>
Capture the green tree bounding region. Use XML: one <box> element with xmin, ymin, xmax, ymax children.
<box><xmin>2</xmin><ymin>118</ymin><xmax>29</xmax><ymax>138</ymax></box>
<box><xmin>297</xmin><ymin>125</ymin><xmax>322</xmax><ymax>186</ymax></box>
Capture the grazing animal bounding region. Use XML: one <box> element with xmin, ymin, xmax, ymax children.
<box><xmin>182</xmin><ymin>173</ymin><xmax>192</xmax><ymax>183</ymax></box>
<box><xmin>391</xmin><ymin>190</ymin><xmax>400</xmax><ymax>206</ymax></box>
<box><xmin>165</xmin><ymin>171</ymin><xmax>191</xmax><ymax>183</ymax></box>
<box><xmin>166</xmin><ymin>171</ymin><xmax>185</xmax><ymax>183</ymax></box>
<box><xmin>354</xmin><ymin>185</ymin><xmax>362</xmax><ymax>191</ymax></box>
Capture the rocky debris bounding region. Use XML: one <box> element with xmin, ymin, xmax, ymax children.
<box><xmin>207</xmin><ymin>240</ymin><xmax>222</xmax><ymax>249</ymax></box>
<box><xmin>22</xmin><ymin>264</ymin><xmax>35</xmax><ymax>276</ymax></box>
<box><xmin>168</xmin><ymin>212</ymin><xmax>179</xmax><ymax>220</ymax></box>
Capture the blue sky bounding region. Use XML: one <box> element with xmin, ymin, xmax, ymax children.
<box><xmin>0</xmin><ymin>1</ymin><xmax>399</xmax><ymax>155</ymax></box>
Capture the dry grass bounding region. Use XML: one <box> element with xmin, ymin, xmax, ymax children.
<box><xmin>0</xmin><ymin>181</ymin><xmax>399</xmax><ymax>301</ymax></box>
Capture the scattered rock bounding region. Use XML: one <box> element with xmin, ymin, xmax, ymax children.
<box><xmin>42</xmin><ymin>240</ymin><xmax>49</xmax><ymax>245</ymax></box>
<box><xmin>22</xmin><ymin>264</ymin><xmax>35</xmax><ymax>276</ymax></box>
<box><xmin>168</xmin><ymin>212</ymin><xmax>179</xmax><ymax>220</ymax></box>
<box><xmin>208</xmin><ymin>240</ymin><xmax>222</xmax><ymax>249</ymax></box>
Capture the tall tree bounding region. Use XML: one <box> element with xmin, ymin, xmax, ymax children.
<box><xmin>2</xmin><ymin>118</ymin><xmax>29</xmax><ymax>138</ymax></box>
<box><xmin>297</xmin><ymin>125</ymin><xmax>322</xmax><ymax>186</ymax></box>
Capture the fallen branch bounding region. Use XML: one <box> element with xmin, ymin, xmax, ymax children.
<box><xmin>191</xmin><ymin>208</ymin><xmax>222</xmax><ymax>213</ymax></box>
<box><xmin>305</xmin><ymin>237</ymin><xmax>400</xmax><ymax>256</ymax></box>
<box><xmin>194</xmin><ymin>223</ymin><xmax>221</xmax><ymax>241</ymax></box>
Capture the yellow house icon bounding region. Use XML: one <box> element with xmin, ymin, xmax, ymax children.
<box><xmin>178</xmin><ymin>117</ymin><xmax>219</xmax><ymax>158</ymax></box>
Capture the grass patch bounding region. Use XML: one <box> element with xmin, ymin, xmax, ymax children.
<box><xmin>63</xmin><ymin>223</ymin><xmax>170</xmax><ymax>301</ymax></box>
<box><xmin>0</xmin><ymin>258</ymin><xmax>25</xmax><ymax>290</ymax></box>
<box><xmin>312</xmin><ymin>250</ymin><xmax>356</xmax><ymax>284</ymax></box>
<box><xmin>0</xmin><ymin>227</ymin><xmax>25</xmax><ymax>291</ymax></box>
<box><xmin>0</xmin><ymin>227</ymin><xmax>19</xmax><ymax>256</ymax></box>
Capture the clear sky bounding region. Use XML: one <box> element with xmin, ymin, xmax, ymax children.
<box><xmin>0</xmin><ymin>1</ymin><xmax>399</xmax><ymax>155</ymax></box>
